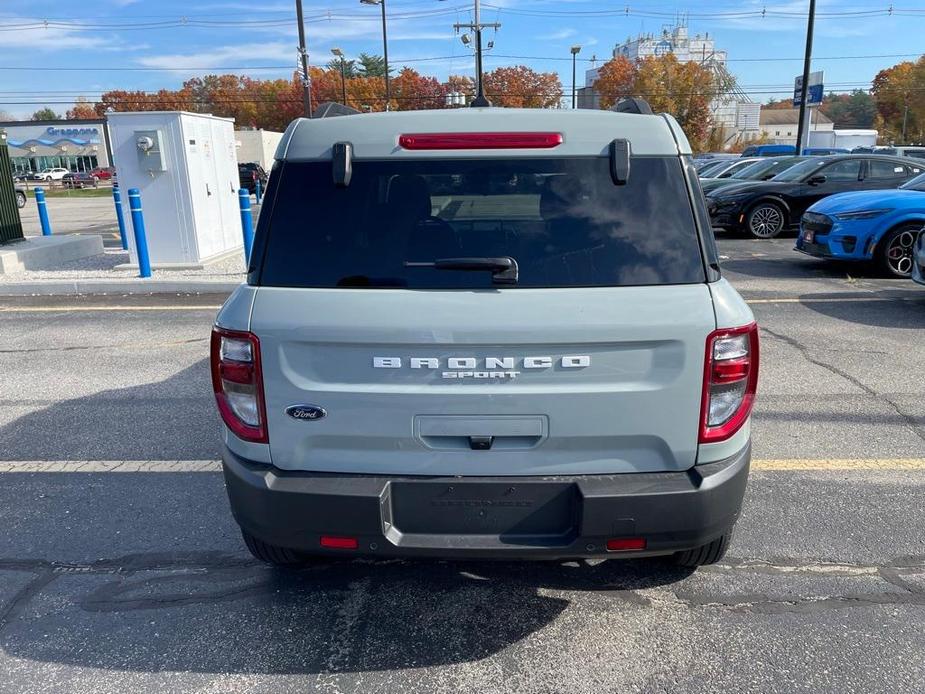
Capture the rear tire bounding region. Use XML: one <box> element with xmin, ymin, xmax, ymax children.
<box><xmin>875</xmin><ymin>224</ymin><xmax>920</xmax><ymax>278</ymax></box>
<box><xmin>15</xmin><ymin>191</ymin><xmax>26</xmax><ymax>208</ymax></box>
<box><xmin>745</xmin><ymin>201</ymin><xmax>786</xmax><ymax>239</ymax></box>
<box><xmin>674</xmin><ymin>532</ymin><xmax>732</xmax><ymax>567</ymax></box>
<box><xmin>241</xmin><ymin>528</ymin><xmax>306</xmax><ymax>566</ymax></box>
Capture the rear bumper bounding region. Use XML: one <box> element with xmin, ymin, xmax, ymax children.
<box><xmin>222</xmin><ymin>443</ymin><xmax>751</xmax><ymax>560</ymax></box>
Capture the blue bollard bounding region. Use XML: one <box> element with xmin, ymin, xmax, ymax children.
<box><xmin>127</xmin><ymin>188</ymin><xmax>152</xmax><ymax>278</ymax></box>
<box><xmin>112</xmin><ymin>186</ymin><xmax>129</xmax><ymax>251</ymax></box>
<box><xmin>255</xmin><ymin>178</ymin><xmax>262</xmax><ymax>204</ymax></box>
<box><xmin>35</xmin><ymin>187</ymin><xmax>52</xmax><ymax>236</ymax></box>
<box><xmin>238</xmin><ymin>189</ymin><xmax>255</xmax><ymax>264</ymax></box>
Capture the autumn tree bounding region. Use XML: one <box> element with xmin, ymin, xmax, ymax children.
<box><xmin>482</xmin><ymin>66</ymin><xmax>562</xmax><ymax>108</ymax></box>
<box><xmin>592</xmin><ymin>56</ymin><xmax>635</xmax><ymax>110</ymax></box>
<box><xmin>871</xmin><ymin>57</ymin><xmax>925</xmax><ymax>143</ymax></box>
<box><xmin>391</xmin><ymin>68</ymin><xmax>446</xmax><ymax>110</ymax></box>
<box><xmin>66</xmin><ymin>97</ymin><xmax>98</xmax><ymax>120</ymax></box>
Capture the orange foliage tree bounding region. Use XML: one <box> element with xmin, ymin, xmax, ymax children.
<box><xmin>483</xmin><ymin>66</ymin><xmax>562</xmax><ymax>108</ymax></box>
<box><xmin>591</xmin><ymin>56</ymin><xmax>635</xmax><ymax>110</ymax></box>
<box><xmin>66</xmin><ymin>97</ymin><xmax>98</xmax><ymax>120</ymax></box>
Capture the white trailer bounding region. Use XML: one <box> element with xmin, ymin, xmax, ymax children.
<box><xmin>809</xmin><ymin>129</ymin><xmax>878</xmax><ymax>151</ymax></box>
<box><xmin>108</xmin><ymin>111</ymin><xmax>241</xmax><ymax>268</ymax></box>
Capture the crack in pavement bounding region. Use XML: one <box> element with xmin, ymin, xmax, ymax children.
<box><xmin>0</xmin><ymin>553</ymin><xmax>922</xmax><ymax>631</ymax></box>
<box><xmin>760</xmin><ymin>326</ymin><xmax>925</xmax><ymax>443</ymax></box>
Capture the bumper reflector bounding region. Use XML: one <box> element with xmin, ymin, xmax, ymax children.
<box><xmin>606</xmin><ymin>537</ymin><xmax>647</xmax><ymax>552</ymax></box>
<box><xmin>320</xmin><ymin>536</ymin><xmax>359</xmax><ymax>550</ymax></box>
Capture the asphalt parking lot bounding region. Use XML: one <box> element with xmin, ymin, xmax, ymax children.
<box><xmin>0</xmin><ymin>236</ymin><xmax>923</xmax><ymax>693</ymax></box>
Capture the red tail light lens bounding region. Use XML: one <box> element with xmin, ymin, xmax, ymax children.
<box><xmin>700</xmin><ymin>323</ymin><xmax>759</xmax><ymax>443</ymax></box>
<box><xmin>398</xmin><ymin>132</ymin><xmax>563</xmax><ymax>150</ymax></box>
<box><xmin>210</xmin><ymin>327</ymin><xmax>268</xmax><ymax>443</ymax></box>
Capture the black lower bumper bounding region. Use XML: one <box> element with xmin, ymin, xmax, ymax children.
<box><xmin>222</xmin><ymin>444</ymin><xmax>751</xmax><ymax>560</ymax></box>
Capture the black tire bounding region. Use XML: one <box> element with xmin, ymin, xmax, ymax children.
<box><xmin>875</xmin><ymin>223</ymin><xmax>920</xmax><ymax>278</ymax></box>
<box><xmin>241</xmin><ymin>528</ymin><xmax>306</xmax><ymax>566</ymax></box>
<box><xmin>745</xmin><ymin>201</ymin><xmax>786</xmax><ymax>239</ymax></box>
<box><xmin>674</xmin><ymin>532</ymin><xmax>732</xmax><ymax>567</ymax></box>
<box><xmin>15</xmin><ymin>191</ymin><xmax>26</xmax><ymax>209</ymax></box>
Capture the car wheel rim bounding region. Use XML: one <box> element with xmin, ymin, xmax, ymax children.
<box><xmin>749</xmin><ymin>206</ymin><xmax>783</xmax><ymax>237</ymax></box>
<box><xmin>886</xmin><ymin>230</ymin><xmax>916</xmax><ymax>276</ymax></box>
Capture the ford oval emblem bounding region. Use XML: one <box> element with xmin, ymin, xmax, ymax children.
<box><xmin>286</xmin><ymin>404</ymin><xmax>327</xmax><ymax>421</ymax></box>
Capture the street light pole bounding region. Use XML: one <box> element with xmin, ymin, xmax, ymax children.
<box><xmin>794</xmin><ymin>0</ymin><xmax>816</xmax><ymax>155</ymax></box>
<box><xmin>570</xmin><ymin>45</ymin><xmax>581</xmax><ymax>109</ymax></box>
<box><xmin>361</xmin><ymin>0</ymin><xmax>390</xmax><ymax>111</ymax></box>
<box><xmin>331</xmin><ymin>48</ymin><xmax>348</xmax><ymax>106</ymax></box>
<box><xmin>295</xmin><ymin>0</ymin><xmax>312</xmax><ymax>117</ymax></box>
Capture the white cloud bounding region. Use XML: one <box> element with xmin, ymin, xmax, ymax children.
<box><xmin>136</xmin><ymin>42</ymin><xmax>296</xmax><ymax>72</ymax></box>
<box><xmin>538</xmin><ymin>28</ymin><xmax>578</xmax><ymax>41</ymax></box>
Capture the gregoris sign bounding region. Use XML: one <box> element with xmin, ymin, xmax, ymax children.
<box><xmin>45</xmin><ymin>126</ymin><xmax>99</xmax><ymax>138</ymax></box>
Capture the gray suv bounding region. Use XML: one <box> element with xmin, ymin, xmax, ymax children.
<box><xmin>212</xmin><ymin>107</ymin><xmax>758</xmax><ymax>568</ymax></box>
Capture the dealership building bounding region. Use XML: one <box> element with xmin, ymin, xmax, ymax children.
<box><xmin>0</xmin><ymin>118</ymin><xmax>113</xmax><ymax>175</ymax></box>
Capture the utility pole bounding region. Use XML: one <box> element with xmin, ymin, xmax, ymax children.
<box><xmin>794</xmin><ymin>0</ymin><xmax>816</xmax><ymax>155</ymax></box>
<box><xmin>454</xmin><ymin>0</ymin><xmax>500</xmax><ymax>107</ymax></box>
<box><xmin>295</xmin><ymin>0</ymin><xmax>312</xmax><ymax>117</ymax></box>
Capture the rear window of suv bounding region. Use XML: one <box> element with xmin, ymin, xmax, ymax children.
<box><xmin>257</xmin><ymin>156</ymin><xmax>706</xmax><ymax>289</ymax></box>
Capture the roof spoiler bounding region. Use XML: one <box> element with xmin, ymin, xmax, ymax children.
<box><xmin>612</xmin><ymin>97</ymin><xmax>654</xmax><ymax>116</ymax></box>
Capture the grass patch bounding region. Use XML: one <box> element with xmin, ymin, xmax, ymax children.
<box><xmin>27</xmin><ymin>187</ymin><xmax>114</xmax><ymax>199</ymax></box>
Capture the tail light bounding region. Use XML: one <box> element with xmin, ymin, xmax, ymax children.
<box><xmin>700</xmin><ymin>323</ymin><xmax>759</xmax><ymax>443</ymax></box>
<box><xmin>210</xmin><ymin>327</ymin><xmax>268</xmax><ymax>443</ymax></box>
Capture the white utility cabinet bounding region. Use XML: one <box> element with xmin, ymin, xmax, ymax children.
<box><xmin>108</xmin><ymin>111</ymin><xmax>241</xmax><ymax>267</ymax></box>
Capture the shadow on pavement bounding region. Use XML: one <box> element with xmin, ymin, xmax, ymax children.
<box><xmin>1</xmin><ymin>554</ymin><xmax>693</xmax><ymax>675</ymax></box>
<box><xmin>0</xmin><ymin>359</ymin><xmax>219</xmax><ymax>461</ymax></box>
<box><xmin>797</xmin><ymin>293</ymin><xmax>925</xmax><ymax>329</ymax></box>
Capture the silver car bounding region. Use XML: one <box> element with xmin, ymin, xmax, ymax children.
<box><xmin>913</xmin><ymin>229</ymin><xmax>925</xmax><ymax>285</ymax></box>
<box><xmin>212</xmin><ymin>106</ymin><xmax>758</xmax><ymax>568</ymax></box>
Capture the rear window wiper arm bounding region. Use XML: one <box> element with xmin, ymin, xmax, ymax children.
<box><xmin>404</xmin><ymin>256</ymin><xmax>519</xmax><ymax>285</ymax></box>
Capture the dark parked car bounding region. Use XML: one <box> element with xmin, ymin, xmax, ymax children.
<box><xmin>14</xmin><ymin>184</ymin><xmax>27</xmax><ymax>208</ymax></box>
<box><xmin>700</xmin><ymin>157</ymin><xmax>807</xmax><ymax>196</ymax></box>
<box><xmin>12</xmin><ymin>171</ymin><xmax>32</xmax><ymax>182</ymax></box>
<box><xmin>62</xmin><ymin>171</ymin><xmax>99</xmax><ymax>189</ymax></box>
<box><xmin>705</xmin><ymin>155</ymin><xmax>924</xmax><ymax>238</ymax></box>
<box><xmin>238</xmin><ymin>162</ymin><xmax>268</xmax><ymax>194</ymax></box>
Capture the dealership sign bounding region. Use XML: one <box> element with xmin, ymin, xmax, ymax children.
<box><xmin>793</xmin><ymin>71</ymin><xmax>824</xmax><ymax>107</ymax></box>
<box><xmin>6</xmin><ymin>123</ymin><xmax>102</xmax><ymax>149</ymax></box>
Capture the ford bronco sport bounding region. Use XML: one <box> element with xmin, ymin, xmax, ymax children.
<box><xmin>212</xmin><ymin>107</ymin><xmax>758</xmax><ymax>567</ymax></box>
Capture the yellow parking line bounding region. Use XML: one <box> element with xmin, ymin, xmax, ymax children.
<box><xmin>747</xmin><ymin>297</ymin><xmax>913</xmax><ymax>305</ymax></box>
<box><xmin>753</xmin><ymin>459</ymin><xmax>925</xmax><ymax>471</ymax></box>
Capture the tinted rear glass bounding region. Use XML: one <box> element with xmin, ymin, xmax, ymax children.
<box><xmin>258</xmin><ymin>156</ymin><xmax>705</xmax><ymax>289</ymax></box>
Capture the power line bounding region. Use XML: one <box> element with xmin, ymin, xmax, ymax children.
<box><xmin>0</xmin><ymin>52</ymin><xmax>919</xmax><ymax>74</ymax></box>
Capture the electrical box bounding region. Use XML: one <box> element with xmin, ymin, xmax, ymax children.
<box><xmin>108</xmin><ymin>111</ymin><xmax>241</xmax><ymax>267</ymax></box>
<box><xmin>135</xmin><ymin>129</ymin><xmax>166</xmax><ymax>172</ymax></box>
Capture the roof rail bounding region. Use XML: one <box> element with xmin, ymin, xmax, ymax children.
<box><xmin>612</xmin><ymin>97</ymin><xmax>654</xmax><ymax>116</ymax></box>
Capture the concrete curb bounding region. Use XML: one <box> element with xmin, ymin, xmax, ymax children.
<box><xmin>0</xmin><ymin>279</ymin><xmax>241</xmax><ymax>296</ymax></box>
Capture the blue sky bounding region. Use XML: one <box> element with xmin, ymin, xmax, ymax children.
<box><xmin>0</xmin><ymin>0</ymin><xmax>923</xmax><ymax>119</ymax></box>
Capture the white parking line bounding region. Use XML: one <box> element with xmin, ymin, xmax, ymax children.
<box><xmin>1</xmin><ymin>459</ymin><xmax>923</xmax><ymax>473</ymax></box>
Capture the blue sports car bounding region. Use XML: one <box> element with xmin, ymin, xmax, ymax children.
<box><xmin>796</xmin><ymin>172</ymin><xmax>925</xmax><ymax>277</ymax></box>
